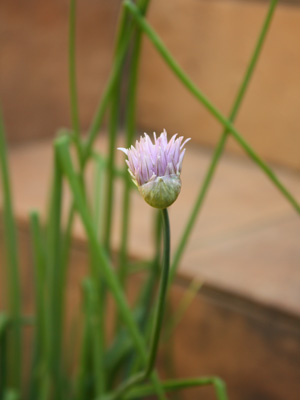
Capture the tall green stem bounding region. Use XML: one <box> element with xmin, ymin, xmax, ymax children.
<box><xmin>83</xmin><ymin>9</ymin><xmax>131</xmax><ymax>163</ymax></box>
<box><xmin>103</xmin><ymin>5</ymin><xmax>129</xmax><ymax>252</ymax></box>
<box><xmin>74</xmin><ymin>283</ymin><xmax>93</xmax><ymax>400</ymax></box>
<box><xmin>28</xmin><ymin>211</ymin><xmax>49</xmax><ymax>400</ymax></box>
<box><xmin>103</xmin><ymin>0</ymin><xmax>151</xmax><ymax>254</ymax></box>
<box><xmin>119</xmin><ymin>0</ymin><xmax>151</xmax><ymax>285</ymax></box>
<box><xmin>125</xmin><ymin>376</ymin><xmax>228</xmax><ymax>400</ymax></box>
<box><xmin>104</xmin><ymin>83</ymin><xmax>120</xmax><ymax>252</ymax></box>
<box><xmin>125</xmin><ymin>0</ymin><xmax>300</xmax><ymax>215</ymax></box>
<box><xmin>69</xmin><ymin>0</ymin><xmax>83</xmax><ymax>166</ymax></box>
<box><xmin>169</xmin><ymin>0</ymin><xmax>278</xmax><ymax>282</ymax></box>
<box><xmin>0</xmin><ymin>314</ymin><xmax>10</xmax><ymax>397</ymax></box>
<box><xmin>106</xmin><ymin>209</ymin><xmax>170</xmax><ymax>400</ymax></box>
<box><xmin>0</xmin><ymin>113</ymin><xmax>21</xmax><ymax>391</ymax></box>
<box><xmin>82</xmin><ymin>279</ymin><xmax>106</xmax><ymax>397</ymax></box>
<box><xmin>145</xmin><ymin>208</ymin><xmax>170</xmax><ymax>376</ymax></box>
<box><xmin>55</xmin><ymin>136</ymin><xmax>166</xmax><ymax>399</ymax></box>
<box><xmin>62</xmin><ymin>4</ymin><xmax>133</xmax><ymax>269</ymax></box>
<box><xmin>46</xmin><ymin>152</ymin><xmax>64</xmax><ymax>399</ymax></box>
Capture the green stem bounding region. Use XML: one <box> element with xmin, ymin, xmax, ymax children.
<box><xmin>0</xmin><ymin>113</ymin><xmax>22</xmax><ymax>391</ymax></box>
<box><xmin>69</xmin><ymin>0</ymin><xmax>83</xmax><ymax>166</ymax></box>
<box><xmin>106</xmin><ymin>209</ymin><xmax>170</xmax><ymax>400</ymax></box>
<box><xmin>46</xmin><ymin>152</ymin><xmax>64</xmax><ymax>399</ymax></box>
<box><xmin>29</xmin><ymin>212</ymin><xmax>46</xmax><ymax>352</ymax></box>
<box><xmin>117</xmin><ymin>0</ymin><xmax>152</xmax><ymax>342</ymax></box>
<box><xmin>119</xmin><ymin>0</ymin><xmax>151</xmax><ymax>284</ymax></box>
<box><xmin>3</xmin><ymin>390</ymin><xmax>19</xmax><ymax>400</ymax></box>
<box><xmin>92</xmin><ymin>154</ymin><xmax>106</xmax><ymax>241</ymax></box>
<box><xmin>125</xmin><ymin>0</ymin><xmax>300</xmax><ymax>215</ymax></box>
<box><xmin>28</xmin><ymin>212</ymin><xmax>49</xmax><ymax>400</ymax></box>
<box><xmin>104</xmin><ymin>84</ymin><xmax>120</xmax><ymax>252</ymax></box>
<box><xmin>82</xmin><ymin>279</ymin><xmax>106</xmax><ymax>396</ymax></box>
<box><xmin>125</xmin><ymin>376</ymin><xmax>228</xmax><ymax>400</ymax></box>
<box><xmin>83</xmin><ymin>8</ymin><xmax>130</xmax><ymax>163</ymax></box>
<box><xmin>61</xmin><ymin>202</ymin><xmax>76</xmax><ymax>268</ymax></box>
<box><xmin>61</xmin><ymin>4</ymin><xmax>133</xmax><ymax>286</ymax></box>
<box><xmin>83</xmin><ymin>1</ymin><xmax>150</xmax><ymax>163</ymax></box>
<box><xmin>55</xmin><ymin>136</ymin><xmax>166</xmax><ymax>399</ymax></box>
<box><xmin>0</xmin><ymin>313</ymin><xmax>9</xmax><ymax>397</ymax></box>
<box><xmin>103</xmin><ymin>3</ymin><xmax>131</xmax><ymax>252</ymax></box>
<box><xmin>120</xmin><ymin>212</ymin><xmax>163</xmax><ymax>379</ymax></box>
<box><xmin>93</xmin><ymin>9</ymin><xmax>129</xmax><ymax>395</ymax></box>
<box><xmin>169</xmin><ymin>0</ymin><xmax>279</xmax><ymax>282</ymax></box>
<box><xmin>146</xmin><ymin>208</ymin><xmax>170</xmax><ymax>376</ymax></box>
<box><xmin>62</xmin><ymin>1</ymin><xmax>142</xmax><ymax>287</ymax></box>
<box><xmin>74</xmin><ymin>285</ymin><xmax>92</xmax><ymax>400</ymax></box>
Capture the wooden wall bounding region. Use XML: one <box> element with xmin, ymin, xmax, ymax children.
<box><xmin>0</xmin><ymin>0</ymin><xmax>120</xmax><ymax>142</ymax></box>
<box><xmin>136</xmin><ymin>0</ymin><xmax>300</xmax><ymax>170</ymax></box>
<box><xmin>1</xmin><ymin>221</ymin><xmax>300</xmax><ymax>400</ymax></box>
<box><xmin>1</xmin><ymin>0</ymin><xmax>300</xmax><ymax>169</ymax></box>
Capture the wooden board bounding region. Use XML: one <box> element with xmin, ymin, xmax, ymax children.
<box><xmin>137</xmin><ymin>0</ymin><xmax>300</xmax><ymax>169</ymax></box>
<box><xmin>1</xmin><ymin>135</ymin><xmax>300</xmax><ymax>398</ymax></box>
<box><xmin>1</xmin><ymin>222</ymin><xmax>300</xmax><ymax>400</ymax></box>
<box><xmin>0</xmin><ymin>0</ymin><xmax>120</xmax><ymax>143</ymax></box>
<box><xmin>1</xmin><ymin>136</ymin><xmax>300</xmax><ymax>316</ymax></box>
<box><xmin>2</xmin><ymin>0</ymin><xmax>300</xmax><ymax>170</ymax></box>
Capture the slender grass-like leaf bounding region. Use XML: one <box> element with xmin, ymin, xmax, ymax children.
<box><xmin>55</xmin><ymin>135</ymin><xmax>166</xmax><ymax>399</ymax></box>
<box><xmin>125</xmin><ymin>0</ymin><xmax>300</xmax><ymax>215</ymax></box>
<box><xmin>69</xmin><ymin>0</ymin><xmax>83</xmax><ymax>165</ymax></box>
<box><xmin>125</xmin><ymin>376</ymin><xmax>228</xmax><ymax>400</ymax></box>
<box><xmin>105</xmin><ymin>209</ymin><xmax>170</xmax><ymax>400</ymax></box>
<box><xmin>119</xmin><ymin>0</ymin><xmax>152</xmax><ymax>286</ymax></box>
<box><xmin>169</xmin><ymin>0</ymin><xmax>279</xmax><ymax>281</ymax></box>
<box><xmin>46</xmin><ymin>152</ymin><xmax>64</xmax><ymax>399</ymax></box>
<box><xmin>0</xmin><ymin>313</ymin><xmax>9</xmax><ymax>397</ymax></box>
<box><xmin>0</xmin><ymin>113</ymin><xmax>22</xmax><ymax>391</ymax></box>
<box><xmin>82</xmin><ymin>279</ymin><xmax>106</xmax><ymax>396</ymax></box>
<box><xmin>28</xmin><ymin>211</ymin><xmax>49</xmax><ymax>400</ymax></box>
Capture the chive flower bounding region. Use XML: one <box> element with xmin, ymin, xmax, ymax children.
<box><xmin>118</xmin><ymin>129</ymin><xmax>190</xmax><ymax>209</ymax></box>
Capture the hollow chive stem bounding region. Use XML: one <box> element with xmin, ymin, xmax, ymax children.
<box><xmin>124</xmin><ymin>376</ymin><xmax>228</xmax><ymax>400</ymax></box>
<box><xmin>0</xmin><ymin>113</ymin><xmax>22</xmax><ymax>391</ymax></box>
<box><xmin>55</xmin><ymin>136</ymin><xmax>166</xmax><ymax>400</ymax></box>
<box><xmin>169</xmin><ymin>0</ymin><xmax>278</xmax><ymax>283</ymax></box>
<box><xmin>106</xmin><ymin>209</ymin><xmax>170</xmax><ymax>400</ymax></box>
<box><xmin>118</xmin><ymin>0</ymin><xmax>152</xmax><ymax>285</ymax></box>
<box><xmin>69</xmin><ymin>0</ymin><xmax>83</xmax><ymax>166</ymax></box>
<box><xmin>145</xmin><ymin>208</ymin><xmax>170</xmax><ymax>376</ymax></box>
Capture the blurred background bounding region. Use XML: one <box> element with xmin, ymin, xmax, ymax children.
<box><xmin>1</xmin><ymin>0</ymin><xmax>300</xmax><ymax>399</ymax></box>
<box><xmin>2</xmin><ymin>0</ymin><xmax>300</xmax><ymax>169</ymax></box>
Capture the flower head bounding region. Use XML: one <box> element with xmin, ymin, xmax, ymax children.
<box><xmin>118</xmin><ymin>129</ymin><xmax>190</xmax><ymax>209</ymax></box>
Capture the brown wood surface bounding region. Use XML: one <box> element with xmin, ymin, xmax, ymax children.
<box><xmin>1</xmin><ymin>221</ymin><xmax>300</xmax><ymax>400</ymax></box>
<box><xmin>1</xmin><ymin>135</ymin><xmax>300</xmax><ymax>398</ymax></box>
<box><xmin>2</xmin><ymin>0</ymin><xmax>300</xmax><ymax>170</ymax></box>
<box><xmin>137</xmin><ymin>0</ymin><xmax>300</xmax><ymax>170</ymax></box>
<box><xmin>1</xmin><ymin>135</ymin><xmax>300</xmax><ymax>313</ymax></box>
<box><xmin>0</xmin><ymin>0</ymin><xmax>120</xmax><ymax>143</ymax></box>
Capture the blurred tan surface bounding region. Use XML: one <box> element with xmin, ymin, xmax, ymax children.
<box><xmin>2</xmin><ymin>135</ymin><xmax>300</xmax><ymax>316</ymax></box>
<box><xmin>137</xmin><ymin>0</ymin><xmax>300</xmax><ymax>169</ymax></box>
<box><xmin>0</xmin><ymin>0</ymin><xmax>120</xmax><ymax>143</ymax></box>
<box><xmin>1</xmin><ymin>135</ymin><xmax>300</xmax><ymax>399</ymax></box>
<box><xmin>2</xmin><ymin>220</ymin><xmax>300</xmax><ymax>400</ymax></box>
<box><xmin>1</xmin><ymin>0</ymin><xmax>300</xmax><ymax>170</ymax></box>
<box><xmin>1</xmin><ymin>1</ymin><xmax>300</xmax><ymax>398</ymax></box>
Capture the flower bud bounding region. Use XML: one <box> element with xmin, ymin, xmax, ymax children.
<box><xmin>118</xmin><ymin>129</ymin><xmax>190</xmax><ymax>209</ymax></box>
<box><xmin>139</xmin><ymin>175</ymin><xmax>181</xmax><ymax>209</ymax></box>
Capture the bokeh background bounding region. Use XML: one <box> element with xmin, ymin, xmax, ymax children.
<box><xmin>1</xmin><ymin>1</ymin><xmax>300</xmax><ymax>399</ymax></box>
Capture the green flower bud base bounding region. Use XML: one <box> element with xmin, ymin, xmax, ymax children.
<box><xmin>139</xmin><ymin>175</ymin><xmax>181</xmax><ymax>209</ymax></box>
